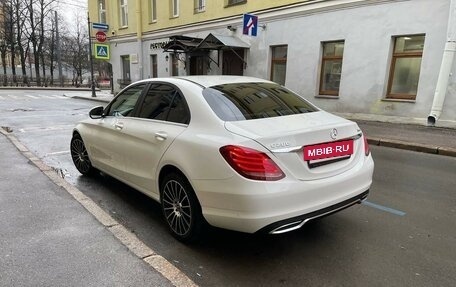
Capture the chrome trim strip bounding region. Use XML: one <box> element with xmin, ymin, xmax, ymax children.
<box><xmin>269</xmin><ymin>197</ymin><xmax>363</xmax><ymax>235</ymax></box>
<box><xmin>272</xmin><ymin>146</ymin><xmax>303</xmax><ymax>153</ymax></box>
<box><xmin>271</xmin><ymin>133</ymin><xmax>362</xmax><ymax>153</ymax></box>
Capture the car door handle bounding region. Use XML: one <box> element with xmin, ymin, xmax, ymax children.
<box><xmin>115</xmin><ymin>122</ymin><xmax>124</xmax><ymax>130</ymax></box>
<box><xmin>155</xmin><ymin>131</ymin><xmax>168</xmax><ymax>141</ymax></box>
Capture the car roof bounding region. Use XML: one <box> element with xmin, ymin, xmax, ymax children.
<box><xmin>140</xmin><ymin>76</ymin><xmax>273</xmax><ymax>89</ymax></box>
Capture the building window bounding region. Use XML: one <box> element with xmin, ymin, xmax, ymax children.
<box><xmin>171</xmin><ymin>0</ymin><xmax>179</xmax><ymax>17</ymax></box>
<box><xmin>387</xmin><ymin>35</ymin><xmax>425</xmax><ymax>100</ymax></box>
<box><xmin>98</xmin><ymin>0</ymin><xmax>106</xmax><ymax>23</ymax></box>
<box><xmin>270</xmin><ymin>45</ymin><xmax>287</xmax><ymax>86</ymax></box>
<box><xmin>120</xmin><ymin>0</ymin><xmax>128</xmax><ymax>27</ymax></box>
<box><xmin>150</xmin><ymin>0</ymin><xmax>157</xmax><ymax>22</ymax></box>
<box><xmin>150</xmin><ymin>55</ymin><xmax>157</xmax><ymax>78</ymax></box>
<box><xmin>121</xmin><ymin>55</ymin><xmax>131</xmax><ymax>80</ymax></box>
<box><xmin>319</xmin><ymin>41</ymin><xmax>344</xmax><ymax>96</ymax></box>
<box><xmin>226</xmin><ymin>0</ymin><xmax>247</xmax><ymax>6</ymax></box>
<box><xmin>194</xmin><ymin>0</ymin><xmax>205</xmax><ymax>13</ymax></box>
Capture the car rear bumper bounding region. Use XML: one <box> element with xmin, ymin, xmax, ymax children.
<box><xmin>257</xmin><ymin>190</ymin><xmax>369</xmax><ymax>234</ymax></box>
<box><xmin>192</xmin><ymin>155</ymin><xmax>374</xmax><ymax>234</ymax></box>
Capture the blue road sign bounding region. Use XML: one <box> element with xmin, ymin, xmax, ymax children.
<box><xmin>243</xmin><ymin>14</ymin><xmax>258</xmax><ymax>36</ymax></box>
<box><xmin>92</xmin><ymin>22</ymin><xmax>109</xmax><ymax>30</ymax></box>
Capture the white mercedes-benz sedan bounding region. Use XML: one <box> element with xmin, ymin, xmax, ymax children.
<box><xmin>71</xmin><ymin>76</ymin><xmax>374</xmax><ymax>242</ymax></box>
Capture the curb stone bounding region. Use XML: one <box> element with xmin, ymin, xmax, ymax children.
<box><xmin>367</xmin><ymin>137</ymin><xmax>456</xmax><ymax>157</ymax></box>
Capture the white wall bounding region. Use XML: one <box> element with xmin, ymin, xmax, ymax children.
<box><xmin>110</xmin><ymin>0</ymin><xmax>455</xmax><ymax>122</ymax></box>
<box><xmin>243</xmin><ymin>0</ymin><xmax>452</xmax><ymax>120</ymax></box>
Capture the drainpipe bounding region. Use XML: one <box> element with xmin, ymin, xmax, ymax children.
<box><xmin>136</xmin><ymin>0</ymin><xmax>144</xmax><ymax>79</ymax></box>
<box><xmin>427</xmin><ymin>0</ymin><xmax>456</xmax><ymax>126</ymax></box>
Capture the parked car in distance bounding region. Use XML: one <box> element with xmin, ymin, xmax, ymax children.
<box><xmin>70</xmin><ymin>76</ymin><xmax>374</xmax><ymax>242</ymax></box>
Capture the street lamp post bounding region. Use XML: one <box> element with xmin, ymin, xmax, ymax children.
<box><xmin>87</xmin><ymin>12</ymin><xmax>96</xmax><ymax>97</ymax></box>
<box><xmin>55</xmin><ymin>11</ymin><xmax>63</xmax><ymax>87</ymax></box>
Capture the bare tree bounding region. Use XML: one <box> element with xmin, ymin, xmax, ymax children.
<box><xmin>0</xmin><ymin>1</ymin><xmax>14</xmax><ymax>86</ymax></box>
<box><xmin>2</xmin><ymin>0</ymin><xmax>90</xmax><ymax>87</ymax></box>
<box><xmin>25</xmin><ymin>0</ymin><xmax>54</xmax><ymax>86</ymax></box>
<box><xmin>12</xmin><ymin>0</ymin><xmax>30</xmax><ymax>85</ymax></box>
<box><xmin>62</xmin><ymin>12</ymin><xmax>89</xmax><ymax>87</ymax></box>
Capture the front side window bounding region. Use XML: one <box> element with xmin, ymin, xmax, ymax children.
<box><xmin>319</xmin><ymin>41</ymin><xmax>344</xmax><ymax>96</ymax></box>
<box><xmin>107</xmin><ymin>84</ymin><xmax>146</xmax><ymax>117</ymax></box>
<box><xmin>270</xmin><ymin>45</ymin><xmax>287</xmax><ymax>86</ymax></box>
<box><xmin>120</xmin><ymin>0</ymin><xmax>128</xmax><ymax>27</ymax></box>
<box><xmin>98</xmin><ymin>0</ymin><xmax>106</xmax><ymax>23</ymax></box>
<box><xmin>387</xmin><ymin>35</ymin><xmax>425</xmax><ymax>100</ymax></box>
<box><xmin>194</xmin><ymin>0</ymin><xmax>205</xmax><ymax>12</ymax></box>
<box><xmin>138</xmin><ymin>84</ymin><xmax>190</xmax><ymax>124</ymax></box>
<box><xmin>203</xmin><ymin>82</ymin><xmax>318</xmax><ymax>121</ymax></box>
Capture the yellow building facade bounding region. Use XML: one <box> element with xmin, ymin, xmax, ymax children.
<box><xmin>88</xmin><ymin>0</ymin><xmax>314</xmax><ymax>89</ymax></box>
<box><xmin>87</xmin><ymin>0</ymin><xmax>456</xmax><ymax>124</ymax></box>
<box><xmin>89</xmin><ymin>1</ymin><xmax>308</xmax><ymax>38</ymax></box>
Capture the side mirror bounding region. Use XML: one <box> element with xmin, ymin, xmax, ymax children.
<box><xmin>89</xmin><ymin>106</ymin><xmax>105</xmax><ymax>119</ymax></box>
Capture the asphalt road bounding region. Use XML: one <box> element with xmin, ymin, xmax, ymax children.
<box><xmin>1</xmin><ymin>90</ymin><xmax>455</xmax><ymax>286</ymax></box>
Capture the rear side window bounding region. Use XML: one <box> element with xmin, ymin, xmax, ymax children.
<box><xmin>138</xmin><ymin>84</ymin><xmax>190</xmax><ymax>124</ymax></box>
<box><xmin>202</xmin><ymin>82</ymin><xmax>318</xmax><ymax>121</ymax></box>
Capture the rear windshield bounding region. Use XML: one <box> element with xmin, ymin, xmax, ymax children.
<box><xmin>202</xmin><ymin>82</ymin><xmax>318</xmax><ymax>121</ymax></box>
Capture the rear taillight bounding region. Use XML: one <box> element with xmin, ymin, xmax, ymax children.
<box><xmin>363</xmin><ymin>134</ymin><xmax>370</xmax><ymax>156</ymax></box>
<box><xmin>220</xmin><ymin>145</ymin><xmax>285</xmax><ymax>181</ymax></box>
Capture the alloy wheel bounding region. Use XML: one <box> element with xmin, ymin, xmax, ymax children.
<box><xmin>70</xmin><ymin>135</ymin><xmax>93</xmax><ymax>175</ymax></box>
<box><xmin>162</xmin><ymin>179</ymin><xmax>193</xmax><ymax>236</ymax></box>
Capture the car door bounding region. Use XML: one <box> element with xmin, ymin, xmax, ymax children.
<box><xmin>85</xmin><ymin>83</ymin><xmax>147</xmax><ymax>179</ymax></box>
<box><xmin>116</xmin><ymin>83</ymin><xmax>190</xmax><ymax>197</ymax></box>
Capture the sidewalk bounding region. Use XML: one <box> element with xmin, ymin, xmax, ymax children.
<box><xmin>0</xmin><ymin>134</ymin><xmax>182</xmax><ymax>287</ymax></box>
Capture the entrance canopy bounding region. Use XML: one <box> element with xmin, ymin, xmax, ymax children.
<box><xmin>162</xmin><ymin>34</ymin><xmax>250</xmax><ymax>71</ymax></box>
<box><xmin>163</xmin><ymin>35</ymin><xmax>203</xmax><ymax>53</ymax></box>
<box><xmin>196</xmin><ymin>33</ymin><xmax>250</xmax><ymax>50</ymax></box>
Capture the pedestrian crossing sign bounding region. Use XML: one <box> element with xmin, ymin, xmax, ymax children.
<box><xmin>94</xmin><ymin>44</ymin><xmax>110</xmax><ymax>60</ymax></box>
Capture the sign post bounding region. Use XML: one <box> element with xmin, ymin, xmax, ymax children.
<box><xmin>87</xmin><ymin>13</ymin><xmax>96</xmax><ymax>97</ymax></box>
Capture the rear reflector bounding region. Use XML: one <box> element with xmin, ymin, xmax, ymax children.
<box><xmin>220</xmin><ymin>145</ymin><xmax>285</xmax><ymax>181</ymax></box>
<box><xmin>363</xmin><ymin>134</ymin><xmax>370</xmax><ymax>156</ymax></box>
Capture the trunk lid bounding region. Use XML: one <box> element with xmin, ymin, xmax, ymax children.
<box><xmin>225</xmin><ymin>111</ymin><xmax>363</xmax><ymax>181</ymax></box>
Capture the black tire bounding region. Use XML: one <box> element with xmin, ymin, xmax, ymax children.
<box><xmin>70</xmin><ymin>134</ymin><xmax>96</xmax><ymax>176</ymax></box>
<box><xmin>160</xmin><ymin>172</ymin><xmax>205</xmax><ymax>243</ymax></box>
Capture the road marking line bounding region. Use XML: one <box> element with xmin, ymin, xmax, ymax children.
<box><xmin>45</xmin><ymin>150</ymin><xmax>70</xmax><ymax>156</ymax></box>
<box><xmin>16</xmin><ymin>125</ymin><xmax>74</xmax><ymax>133</ymax></box>
<box><xmin>362</xmin><ymin>201</ymin><xmax>406</xmax><ymax>216</ymax></box>
<box><xmin>0</xmin><ymin>129</ymin><xmax>198</xmax><ymax>287</ymax></box>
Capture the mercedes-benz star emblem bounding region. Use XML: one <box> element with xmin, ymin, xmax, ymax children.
<box><xmin>330</xmin><ymin>128</ymin><xmax>338</xmax><ymax>140</ymax></box>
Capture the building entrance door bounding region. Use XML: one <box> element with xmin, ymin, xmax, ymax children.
<box><xmin>189</xmin><ymin>56</ymin><xmax>207</xmax><ymax>75</ymax></box>
<box><xmin>222</xmin><ymin>49</ymin><xmax>244</xmax><ymax>76</ymax></box>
